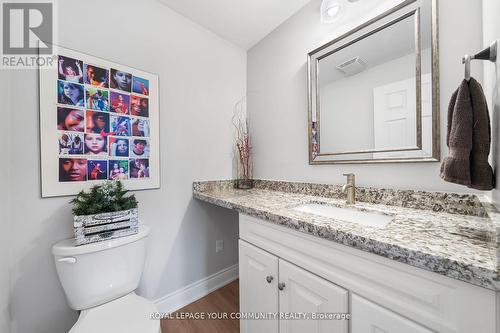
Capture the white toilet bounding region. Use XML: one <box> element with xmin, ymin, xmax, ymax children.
<box><xmin>52</xmin><ymin>226</ymin><xmax>160</xmax><ymax>333</ymax></box>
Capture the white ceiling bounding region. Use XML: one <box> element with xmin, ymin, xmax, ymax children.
<box><xmin>157</xmin><ymin>0</ymin><xmax>313</xmax><ymax>50</ymax></box>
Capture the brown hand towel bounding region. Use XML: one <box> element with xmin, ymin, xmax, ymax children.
<box><xmin>440</xmin><ymin>80</ymin><xmax>473</xmax><ymax>186</ymax></box>
<box><xmin>468</xmin><ymin>78</ymin><xmax>494</xmax><ymax>190</ymax></box>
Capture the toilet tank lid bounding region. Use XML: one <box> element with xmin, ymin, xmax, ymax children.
<box><xmin>52</xmin><ymin>225</ymin><xmax>150</xmax><ymax>256</ymax></box>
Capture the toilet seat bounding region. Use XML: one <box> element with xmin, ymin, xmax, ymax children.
<box><xmin>69</xmin><ymin>293</ymin><xmax>160</xmax><ymax>333</ymax></box>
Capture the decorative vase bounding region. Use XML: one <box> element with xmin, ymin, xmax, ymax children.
<box><xmin>73</xmin><ymin>208</ymin><xmax>139</xmax><ymax>246</ymax></box>
<box><xmin>235</xmin><ymin>178</ymin><xmax>254</xmax><ymax>190</ymax></box>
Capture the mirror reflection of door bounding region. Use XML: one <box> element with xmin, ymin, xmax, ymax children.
<box><xmin>373</xmin><ymin>73</ymin><xmax>431</xmax><ymax>158</ymax></box>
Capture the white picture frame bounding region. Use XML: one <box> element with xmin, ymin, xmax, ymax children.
<box><xmin>39</xmin><ymin>44</ymin><xmax>160</xmax><ymax>197</ymax></box>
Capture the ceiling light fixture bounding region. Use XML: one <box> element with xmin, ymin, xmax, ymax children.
<box><xmin>320</xmin><ymin>0</ymin><xmax>345</xmax><ymax>23</ymax></box>
<box><xmin>326</xmin><ymin>4</ymin><xmax>341</xmax><ymax>17</ymax></box>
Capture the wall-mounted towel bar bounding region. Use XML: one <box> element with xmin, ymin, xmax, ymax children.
<box><xmin>462</xmin><ymin>40</ymin><xmax>497</xmax><ymax>81</ymax></box>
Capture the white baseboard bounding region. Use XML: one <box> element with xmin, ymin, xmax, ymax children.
<box><xmin>153</xmin><ymin>264</ymin><xmax>239</xmax><ymax>314</ymax></box>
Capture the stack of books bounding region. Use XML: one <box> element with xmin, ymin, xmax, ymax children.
<box><xmin>74</xmin><ymin>208</ymin><xmax>139</xmax><ymax>246</ymax></box>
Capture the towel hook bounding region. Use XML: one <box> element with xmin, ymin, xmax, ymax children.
<box><xmin>462</xmin><ymin>54</ymin><xmax>472</xmax><ymax>81</ymax></box>
<box><xmin>462</xmin><ymin>40</ymin><xmax>498</xmax><ymax>81</ymax></box>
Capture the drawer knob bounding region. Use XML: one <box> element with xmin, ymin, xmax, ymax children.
<box><xmin>278</xmin><ymin>282</ymin><xmax>285</xmax><ymax>291</ymax></box>
<box><xmin>266</xmin><ymin>275</ymin><xmax>274</xmax><ymax>283</ymax></box>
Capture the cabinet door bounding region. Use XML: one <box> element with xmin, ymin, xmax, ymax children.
<box><xmin>278</xmin><ymin>259</ymin><xmax>348</xmax><ymax>333</ymax></box>
<box><xmin>239</xmin><ymin>240</ymin><xmax>279</xmax><ymax>333</ymax></box>
<box><xmin>351</xmin><ymin>294</ymin><xmax>434</xmax><ymax>333</ymax></box>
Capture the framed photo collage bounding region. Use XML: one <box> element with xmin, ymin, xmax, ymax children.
<box><xmin>39</xmin><ymin>45</ymin><xmax>160</xmax><ymax>197</ymax></box>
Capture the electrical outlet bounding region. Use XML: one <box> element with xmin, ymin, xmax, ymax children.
<box><xmin>216</xmin><ymin>240</ymin><xmax>224</xmax><ymax>253</ymax></box>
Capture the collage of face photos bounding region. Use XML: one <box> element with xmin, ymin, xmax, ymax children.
<box><xmin>57</xmin><ymin>55</ymin><xmax>151</xmax><ymax>182</ymax></box>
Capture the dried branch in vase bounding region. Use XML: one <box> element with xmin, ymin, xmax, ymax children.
<box><xmin>232</xmin><ymin>97</ymin><xmax>253</xmax><ymax>189</ymax></box>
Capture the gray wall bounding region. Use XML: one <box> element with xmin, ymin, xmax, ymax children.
<box><xmin>482</xmin><ymin>0</ymin><xmax>500</xmax><ymax>207</ymax></box>
<box><xmin>247</xmin><ymin>0</ymin><xmax>485</xmax><ymax>191</ymax></box>
<box><xmin>3</xmin><ymin>0</ymin><xmax>245</xmax><ymax>332</ymax></box>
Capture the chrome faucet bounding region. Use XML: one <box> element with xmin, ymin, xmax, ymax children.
<box><xmin>342</xmin><ymin>173</ymin><xmax>355</xmax><ymax>205</ymax></box>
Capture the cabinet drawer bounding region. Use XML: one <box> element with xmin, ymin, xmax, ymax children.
<box><xmin>352</xmin><ymin>294</ymin><xmax>433</xmax><ymax>333</ymax></box>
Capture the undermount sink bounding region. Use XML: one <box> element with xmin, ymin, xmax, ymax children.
<box><xmin>293</xmin><ymin>203</ymin><xmax>393</xmax><ymax>228</ymax></box>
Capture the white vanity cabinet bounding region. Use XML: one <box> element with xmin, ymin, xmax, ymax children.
<box><xmin>239</xmin><ymin>240</ymin><xmax>349</xmax><ymax>333</ymax></box>
<box><xmin>238</xmin><ymin>214</ymin><xmax>499</xmax><ymax>333</ymax></box>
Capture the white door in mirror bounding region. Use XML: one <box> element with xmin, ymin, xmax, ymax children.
<box><xmin>373</xmin><ymin>73</ymin><xmax>432</xmax><ymax>158</ymax></box>
<box><xmin>373</xmin><ymin>77</ymin><xmax>417</xmax><ymax>157</ymax></box>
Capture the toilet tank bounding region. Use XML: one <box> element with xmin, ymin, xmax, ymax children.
<box><xmin>52</xmin><ymin>226</ymin><xmax>150</xmax><ymax>310</ymax></box>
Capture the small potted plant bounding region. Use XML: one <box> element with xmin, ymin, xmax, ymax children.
<box><xmin>232</xmin><ymin>97</ymin><xmax>253</xmax><ymax>189</ymax></box>
<box><xmin>71</xmin><ymin>181</ymin><xmax>139</xmax><ymax>246</ymax></box>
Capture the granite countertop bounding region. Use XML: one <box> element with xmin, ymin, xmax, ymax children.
<box><xmin>193</xmin><ymin>180</ymin><xmax>500</xmax><ymax>291</ymax></box>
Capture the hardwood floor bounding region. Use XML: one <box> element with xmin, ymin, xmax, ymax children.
<box><xmin>161</xmin><ymin>280</ymin><xmax>240</xmax><ymax>333</ymax></box>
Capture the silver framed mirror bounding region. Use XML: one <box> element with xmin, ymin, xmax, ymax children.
<box><xmin>308</xmin><ymin>0</ymin><xmax>439</xmax><ymax>164</ymax></box>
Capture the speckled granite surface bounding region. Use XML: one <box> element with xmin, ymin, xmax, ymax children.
<box><xmin>193</xmin><ymin>180</ymin><xmax>500</xmax><ymax>291</ymax></box>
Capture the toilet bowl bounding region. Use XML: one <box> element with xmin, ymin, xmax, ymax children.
<box><xmin>52</xmin><ymin>226</ymin><xmax>160</xmax><ymax>333</ymax></box>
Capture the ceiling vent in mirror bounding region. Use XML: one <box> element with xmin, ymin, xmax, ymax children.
<box><xmin>336</xmin><ymin>56</ymin><xmax>366</xmax><ymax>76</ymax></box>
